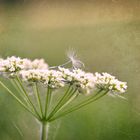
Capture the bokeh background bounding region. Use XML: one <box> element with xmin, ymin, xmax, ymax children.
<box><xmin>0</xmin><ymin>0</ymin><xmax>140</xmax><ymax>140</ymax></box>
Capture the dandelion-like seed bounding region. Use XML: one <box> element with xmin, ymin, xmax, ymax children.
<box><xmin>67</xmin><ymin>50</ymin><xmax>85</xmax><ymax>69</ymax></box>
<box><xmin>0</xmin><ymin>55</ymin><xmax>127</xmax><ymax>140</ymax></box>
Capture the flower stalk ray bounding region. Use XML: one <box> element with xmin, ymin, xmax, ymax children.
<box><xmin>34</xmin><ymin>83</ymin><xmax>44</xmax><ymax>118</ymax></box>
<box><xmin>0</xmin><ymin>80</ymin><xmax>40</xmax><ymax>120</ymax></box>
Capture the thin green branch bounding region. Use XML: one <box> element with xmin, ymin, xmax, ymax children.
<box><xmin>46</xmin><ymin>85</ymin><xmax>72</xmax><ymax>120</ymax></box>
<box><xmin>15</xmin><ymin>76</ymin><xmax>41</xmax><ymax>120</ymax></box>
<box><xmin>0</xmin><ymin>80</ymin><xmax>40</xmax><ymax>120</ymax></box>
<box><xmin>55</xmin><ymin>88</ymin><xmax>78</xmax><ymax>112</ymax></box>
<box><xmin>62</xmin><ymin>89</ymin><xmax>103</xmax><ymax>113</ymax></box>
<box><xmin>44</xmin><ymin>87</ymin><xmax>52</xmax><ymax>118</ymax></box>
<box><xmin>10</xmin><ymin>79</ymin><xmax>32</xmax><ymax>108</ymax></box>
<box><xmin>57</xmin><ymin>88</ymin><xmax>75</xmax><ymax>109</ymax></box>
<box><xmin>48</xmin><ymin>88</ymin><xmax>78</xmax><ymax>121</ymax></box>
<box><xmin>49</xmin><ymin>90</ymin><xmax>108</xmax><ymax>122</ymax></box>
<box><xmin>56</xmin><ymin>90</ymin><xmax>78</xmax><ymax>112</ymax></box>
<box><xmin>10</xmin><ymin>79</ymin><xmax>24</xmax><ymax>99</ymax></box>
<box><xmin>33</xmin><ymin>83</ymin><xmax>43</xmax><ymax>118</ymax></box>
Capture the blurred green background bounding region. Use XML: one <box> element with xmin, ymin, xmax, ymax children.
<box><xmin>0</xmin><ymin>0</ymin><xmax>140</xmax><ymax>140</ymax></box>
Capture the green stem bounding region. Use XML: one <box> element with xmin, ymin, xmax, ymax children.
<box><xmin>10</xmin><ymin>79</ymin><xmax>32</xmax><ymax>108</ymax></box>
<box><xmin>0</xmin><ymin>80</ymin><xmax>39</xmax><ymax>120</ymax></box>
<box><xmin>57</xmin><ymin>91</ymin><xmax>78</xmax><ymax>111</ymax></box>
<box><xmin>41</xmin><ymin>122</ymin><xmax>49</xmax><ymax>140</ymax></box>
<box><xmin>46</xmin><ymin>86</ymin><xmax>72</xmax><ymax>120</ymax></box>
<box><xmin>44</xmin><ymin>87</ymin><xmax>52</xmax><ymax>118</ymax></box>
<box><xmin>49</xmin><ymin>90</ymin><xmax>108</xmax><ymax>122</ymax></box>
<box><xmin>57</xmin><ymin>88</ymin><xmax>75</xmax><ymax>108</ymax></box>
<box><xmin>48</xmin><ymin>88</ymin><xmax>78</xmax><ymax>121</ymax></box>
<box><xmin>34</xmin><ymin>83</ymin><xmax>43</xmax><ymax>118</ymax></box>
<box><xmin>10</xmin><ymin>79</ymin><xmax>24</xmax><ymax>99</ymax></box>
<box><xmin>15</xmin><ymin>76</ymin><xmax>41</xmax><ymax>119</ymax></box>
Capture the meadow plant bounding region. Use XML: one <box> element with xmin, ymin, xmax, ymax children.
<box><xmin>0</xmin><ymin>55</ymin><xmax>127</xmax><ymax>140</ymax></box>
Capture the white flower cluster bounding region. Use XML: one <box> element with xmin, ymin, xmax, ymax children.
<box><xmin>0</xmin><ymin>56</ymin><xmax>26</xmax><ymax>73</ymax></box>
<box><xmin>59</xmin><ymin>67</ymin><xmax>95</xmax><ymax>94</ymax></box>
<box><xmin>19</xmin><ymin>70</ymin><xmax>65</xmax><ymax>89</ymax></box>
<box><xmin>0</xmin><ymin>56</ymin><xmax>127</xmax><ymax>94</ymax></box>
<box><xmin>0</xmin><ymin>56</ymin><xmax>48</xmax><ymax>77</ymax></box>
<box><xmin>19</xmin><ymin>67</ymin><xmax>95</xmax><ymax>93</ymax></box>
<box><xmin>94</xmin><ymin>72</ymin><xmax>127</xmax><ymax>94</ymax></box>
<box><xmin>30</xmin><ymin>59</ymin><xmax>48</xmax><ymax>70</ymax></box>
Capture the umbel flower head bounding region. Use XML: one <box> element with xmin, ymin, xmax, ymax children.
<box><xmin>58</xmin><ymin>67</ymin><xmax>95</xmax><ymax>94</ymax></box>
<box><xmin>94</xmin><ymin>72</ymin><xmax>127</xmax><ymax>94</ymax></box>
<box><xmin>0</xmin><ymin>56</ymin><xmax>48</xmax><ymax>77</ymax></box>
<box><xmin>19</xmin><ymin>66</ymin><xmax>127</xmax><ymax>95</ymax></box>
<box><xmin>0</xmin><ymin>56</ymin><xmax>127</xmax><ymax>94</ymax></box>
<box><xmin>0</xmin><ymin>55</ymin><xmax>127</xmax><ymax>140</ymax></box>
<box><xmin>19</xmin><ymin>69</ymin><xmax>65</xmax><ymax>88</ymax></box>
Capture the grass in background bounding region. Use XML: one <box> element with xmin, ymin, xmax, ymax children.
<box><xmin>0</xmin><ymin>1</ymin><xmax>140</xmax><ymax>139</ymax></box>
